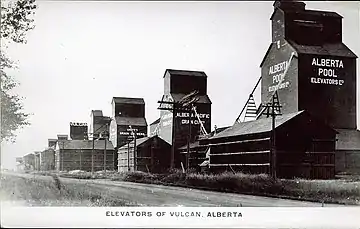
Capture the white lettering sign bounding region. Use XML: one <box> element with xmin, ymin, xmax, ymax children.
<box><xmin>268</xmin><ymin>60</ymin><xmax>290</xmax><ymax>92</ymax></box>
<box><xmin>310</xmin><ymin>58</ymin><xmax>344</xmax><ymax>85</ymax></box>
<box><xmin>119</xmin><ymin>131</ymin><xmax>146</xmax><ymax>137</ymax></box>
<box><xmin>70</xmin><ymin>122</ymin><xmax>87</xmax><ymax>126</ymax></box>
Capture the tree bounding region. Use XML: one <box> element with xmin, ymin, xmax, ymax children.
<box><xmin>1</xmin><ymin>0</ymin><xmax>37</xmax><ymax>142</ymax></box>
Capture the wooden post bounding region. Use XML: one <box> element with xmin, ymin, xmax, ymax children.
<box><xmin>112</xmin><ymin>151</ymin><xmax>115</xmax><ymax>171</ymax></box>
<box><xmin>181</xmin><ymin>162</ymin><xmax>185</xmax><ymax>173</ymax></box>
<box><xmin>187</xmin><ymin>107</ymin><xmax>191</xmax><ymax>171</ymax></box>
<box><xmin>79</xmin><ymin>150</ymin><xmax>82</xmax><ymax>171</ymax></box>
<box><xmin>127</xmin><ymin>141</ymin><xmax>130</xmax><ymax>171</ymax></box>
<box><xmin>104</xmin><ymin>134</ymin><xmax>107</xmax><ymax>175</ymax></box>
<box><xmin>150</xmin><ymin>146</ymin><xmax>154</xmax><ymax>173</ymax></box>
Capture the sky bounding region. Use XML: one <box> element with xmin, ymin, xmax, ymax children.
<box><xmin>1</xmin><ymin>1</ymin><xmax>359</xmax><ymax>169</ymax></box>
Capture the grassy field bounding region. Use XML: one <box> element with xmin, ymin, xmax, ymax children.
<box><xmin>0</xmin><ymin>173</ymin><xmax>137</xmax><ymax>206</ymax></box>
<box><xmin>27</xmin><ymin>169</ymin><xmax>360</xmax><ymax>205</ymax></box>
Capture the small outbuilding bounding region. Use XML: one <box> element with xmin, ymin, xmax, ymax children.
<box><xmin>117</xmin><ymin>135</ymin><xmax>171</xmax><ymax>173</ymax></box>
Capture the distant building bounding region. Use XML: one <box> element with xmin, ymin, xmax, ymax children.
<box><xmin>89</xmin><ymin>110</ymin><xmax>110</xmax><ymax>140</ymax></box>
<box><xmin>40</xmin><ymin>139</ymin><xmax>56</xmax><ymax>171</ymax></box>
<box><xmin>70</xmin><ymin>122</ymin><xmax>88</xmax><ymax>140</ymax></box>
<box><xmin>23</xmin><ymin>153</ymin><xmax>35</xmax><ymax>170</ymax></box>
<box><xmin>34</xmin><ymin>151</ymin><xmax>41</xmax><ymax>171</ymax></box>
<box><xmin>55</xmin><ymin>138</ymin><xmax>115</xmax><ymax>172</ymax></box>
<box><xmin>149</xmin><ymin>118</ymin><xmax>160</xmax><ymax>137</ymax></box>
<box><xmin>15</xmin><ymin>157</ymin><xmax>25</xmax><ymax>172</ymax></box>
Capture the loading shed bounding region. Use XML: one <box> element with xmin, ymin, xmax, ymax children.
<box><xmin>207</xmin><ymin>111</ymin><xmax>337</xmax><ymax>179</ymax></box>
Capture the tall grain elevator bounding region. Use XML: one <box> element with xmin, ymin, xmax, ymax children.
<box><xmin>260</xmin><ymin>0</ymin><xmax>359</xmax><ymax>174</ymax></box>
<box><xmin>70</xmin><ymin>122</ymin><xmax>88</xmax><ymax>140</ymax></box>
<box><xmin>109</xmin><ymin>97</ymin><xmax>148</xmax><ymax>149</ymax></box>
<box><xmin>89</xmin><ymin>110</ymin><xmax>110</xmax><ymax>140</ymax></box>
<box><xmin>109</xmin><ymin>97</ymin><xmax>148</xmax><ymax>171</ymax></box>
<box><xmin>157</xmin><ymin>69</ymin><xmax>212</xmax><ymax>169</ymax></box>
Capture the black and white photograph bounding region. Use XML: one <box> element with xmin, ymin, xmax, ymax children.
<box><xmin>1</xmin><ymin>0</ymin><xmax>359</xmax><ymax>228</ymax></box>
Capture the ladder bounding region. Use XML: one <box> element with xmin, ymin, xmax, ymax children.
<box><xmin>243</xmin><ymin>94</ymin><xmax>258</xmax><ymax>122</ymax></box>
<box><xmin>192</xmin><ymin>105</ymin><xmax>208</xmax><ymax>136</ymax></box>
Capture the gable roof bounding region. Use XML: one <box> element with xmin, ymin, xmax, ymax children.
<box><xmin>260</xmin><ymin>40</ymin><xmax>357</xmax><ymax>69</ymax></box>
<box><xmin>210</xmin><ymin>111</ymin><xmax>304</xmax><ymax>140</ymax></box>
<box><xmin>91</xmin><ymin>110</ymin><xmax>103</xmax><ymax>117</ymax></box>
<box><xmin>303</xmin><ymin>9</ymin><xmax>342</xmax><ymax>18</ymax></box>
<box><xmin>120</xmin><ymin>135</ymin><xmax>169</xmax><ymax>148</ymax></box>
<box><xmin>57</xmin><ymin>140</ymin><xmax>114</xmax><ymax>150</ymax></box>
<box><xmin>164</xmin><ymin>69</ymin><xmax>207</xmax><ymax>78</ymax></box>
<box><xmin>287</xmin><ymin>40</ymin><xmax>357</xmax><ymax>58</ymax></box>
<box><xmin>260</xmin><ymin>43</ymin><xmax>274</xmax><ymax>67</ymax></box>
<box><xmin>114</xmin><ymin>117</ymin><xmax>147</xmax><ymax>126</ymax></box>
<box><xmin>270</xmin><ymin>5</ymin><xmax>342</xmax><ymax>20</ymax></box>
<box><xmin>112</xmin><ymin>97</ymin><xmax>145</xmax><ymax>105</ymax></box>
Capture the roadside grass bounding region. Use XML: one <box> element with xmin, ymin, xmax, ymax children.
<box><xmin>26</xmin><ymin>169</ymin><xmax>360</xmax><ymax>205</ymax></box>
<box><xmin>112</xmin><ymin>170</ymin><xmax>360</xmax><ymax>205</ymax></box>
<box><xmin>0</xmin><ymin>174</ymin><xmax>136</xmax><ymax>206</ymax></box>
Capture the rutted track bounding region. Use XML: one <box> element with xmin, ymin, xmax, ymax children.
<box><xmin>1</xmin><ymin>172</ymin><xmax>342</xmax><ymax>207</ymax></box>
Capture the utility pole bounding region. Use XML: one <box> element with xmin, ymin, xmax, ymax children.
<box><xmin>271</xmin><ymin>95</ymin><xmax>277</xmax><ymax>179</ymax></box>
<box><xmin>92</xmin><ymin>136</ymin><xmax>95</xmax><ymax>174</ymax></box>
<box><xmin>187</xmin><ymin>106</ymin><xmax>191</xmax><ymax>171</ymax></box>
<box><xmin>157</xmin><ymin>91</ymin><xmax>201</xmax><ymax>171</ymax></box>
<box><xmin>262</xmin><ymin>92</ymin><xmax>281</xmax><ymax>179</ymax></box>
<box><xmin>129</xmin><ymin>125</ymin><xmax>137</xmax><ymax>171</ymax></box>
<box><xmin>89</xmin><ymin>118</ymin><xmax>112</xmax><ymax>175</ymax></box>
<box><xmin>61</xmin><ymin>141</ymin><xmax>65</xmax><ymax>171</ymax></box>
<box><xmin>104</xmin><ymin>126</ymin><xmax>107</xmax><ymax>176</ymax></box>
<box><xmin>133</xmin><ymin>129</ymin><xmax>137</xmax><ymax>171</ymax></box>
<box><xmin>170</xmin><ymin>105</ymin><xmax>176</xmax><ymax>170</ymax></box>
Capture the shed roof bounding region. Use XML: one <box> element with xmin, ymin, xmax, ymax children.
<box><xmin>150</xmin><ymin>118</ymin><xmax>161</xmax><ymax>126</ymax></box>
<box><xmin>112</xmin><ymin>97</ymin><xmax>145</xmax><ymax>105</ymax></box>
<box><xmin>114</xmin><ymin>117</ymin><xmax>147</xmax><ymax>126</ymax></box>
<box><xmin>178</xmin><ymin>126</ymin><xmax>230</xmax><ymax>151</ymax></box>
<box><xmin>57</xmin><ymin>140</ymin><xmax>115</xmax><ymax>150</ymax></box>
<box><xmin>171</xmin><ymin>93</ymin><xmax>212</xmax><ymax>104</ymax></box>
<box><xmin>178</xmin><ymin>141</ymin><xmax>201</xmax><ymax>150</ymax></box>
<box><xmin>210</xmin><ymin>111</ymin><xmax>304</xmax><ymax>140</ymax></box>
<box><xmin>23</xmin><ymin>153</ymin><xmax>35</xmax><ymax>158</ymax></box>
